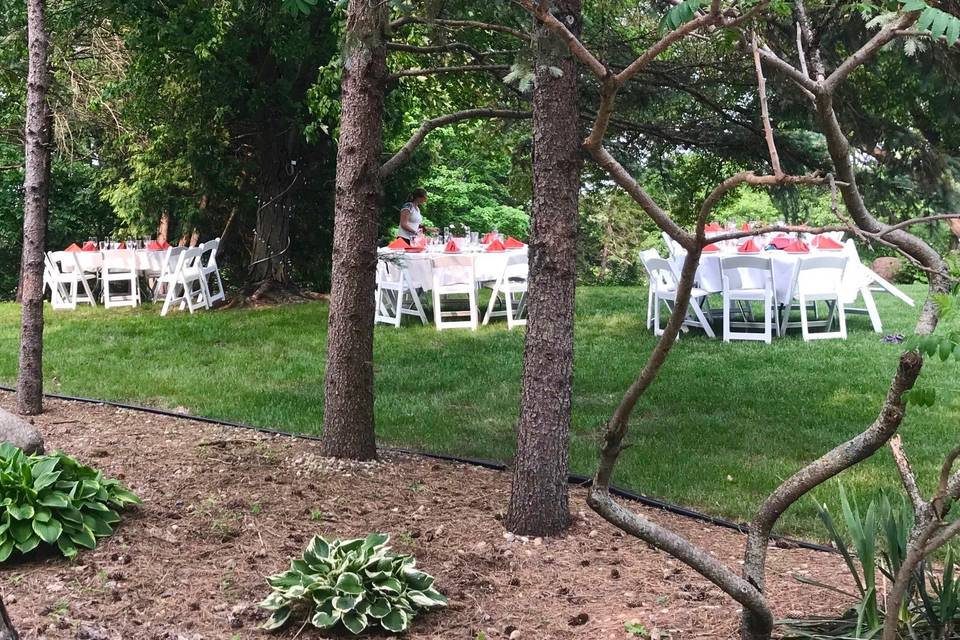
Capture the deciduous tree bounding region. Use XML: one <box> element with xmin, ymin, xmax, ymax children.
<box><xmin>17</xmin><ymin>0</ymin><xmax>52</xmax><ymax>416</ymax></box>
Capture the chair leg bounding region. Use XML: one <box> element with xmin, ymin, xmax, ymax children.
<box><xmin>799</xmin><ymin>293</ymin><xmax>810</xmax><ymax>341</ymax></box>
<box><xmin>837</xmin><ymin>300</ymin><xmax>847</xmax><ymax>339</ymax></box>
<box><xmin>408</xmin><ymin>285</ymin><xmax>428</xmax><ymax>325</ymax></box>
<box><xmin>483</xmin><ymin>285</ymin><xmax>500</xmax><ymax>326</ymax></box>
<box><xmin>722</xmin><ymin>294</ymin><xmax>731</xmax><ymax>342</ymax></box>
<box><xmin>654</xmin><ymin>294</ymin><xmax>662</xmax><ymax>336</ymax></box>
<box><xmin>646</xmin><ymin>287</ymin><xmax>654</xmax><ymax>329</ymax></box>
<box><xmin>469</xmin><ymin>287</ymin><xmax>478</xmax><ymax>330</ymax></box>
<box><xmin>763</xmin><ymin>292</ymin><xmax>772</xmax><ymax>344</ymax></box>
<box><xmin>433</xmin><ymin>289</ymin><xmax>443</xmax><ymax>330</ymax></box>
<box><xmin>690</xmin><ymin>298</ymin><xmax>715</xmax><ymax>338</ymax></box>
<box><xmin>505</xmin><ymin>289</ymin><xmax>515</xmax><ymax>329</ymax></box>
<box><xmin>393</xmin><ymin>289</ymin><xmax>403</xmax><ymax>327</ymax></box>
<box><xmin>862</xmin><ymin>287</ymin><xmax>882</xmax><ymax>333</ymax></box>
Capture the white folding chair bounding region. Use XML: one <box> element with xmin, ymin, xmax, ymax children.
<box><xmin>644</xmin><ymin>257</ymin><xmax>715</xmax><ymax>338</ymax></box>
<box><xmin>43</xmin><ymin>252</ymin><xmax>98</xmax><ymax>310</ymax></box>
<box><xmin>101</xmin><ymin>249</ymin><xmax>140</xmax><ymax>309</ymax></box>
<box><xmin>158</xmin><ymin>247</ymin><xmax>207</xmax><ymax>316</ymax></box>
<box><xmin>639</xmin><ymin>248</ymin><xmax>662</xmax><ymax>330</ymax></box>
<box><xmin>720</xmin><ymin>255</ymin><xmax>778</xmax><ymax>343</ymax></box>
<box><xmin>374</xmin><ymin>258</ymin><xmax>427</xmax><ymax>327</ymax></box>
<box><xmin>482</xmin><ymin>252</ymin><xmax>528</xmax><ymax>329</ymax></box>
<box><xmin>782</xmin><ymin>255</ymin><xmax>848</xmax><ymax>340</ymax></box>
<box><xmin>149</xmin><ymin>246</ymin><xmax>185</xmax><ymax>301</ymax></box>
<box><xmin>197</xmin><ymin>238</ymin><xmax>225</xmax><ymax>305</ymax></box>
<box><xmin>431</xmin><ymin>255</ymin><xmax>478</xmax><ymax>331</ymax></box>
<box><xmin>839</xmin><ymin>240</ymin><xmax>914</xmax><ymax>333</ymax></box>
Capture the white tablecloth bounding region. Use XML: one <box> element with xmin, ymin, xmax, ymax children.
<box><xmin>56</xmin><ymin>250</ymin><xmax>168</xmax><ymax>274</ymax></box>
<box><xmin>379</xmin><ymin>247</ymin><xmax>528</xmax><ymax>291</ymax></box>
<box><xmin>671</xmin><ymin>248</ymin><xmax>846</xmax><ymax>303</ymax></box>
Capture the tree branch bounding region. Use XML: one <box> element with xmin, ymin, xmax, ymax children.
<box><xmin>890</xmin><ymin>435</ymin><xmax>926</xmax><ymax>517</ymax></box>
<box><xmin>751</xmin><ymin>33</ymin><xmax>783</xmax><ymax>176</ymax></box>
<box><xmin>823</xmin><ymin>11</ymin><xmax>919</xmax><ymax>93</ymax></box>
<box><xmin>380</xmin><ymin>109</ymin><xmax>530</xmax><ymax>178</ymax></box>
<box><xmin>389</xmin><ymin>16</ymin><xmax>530</xmax><ymax>41</ymax></box>
<box><xmin>389</xmin><ymin>64</ymin><xmax>510</xmax><ymax>80</ymax></box>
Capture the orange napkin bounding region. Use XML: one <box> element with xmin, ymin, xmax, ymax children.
<box><xmin>812</xmin><ymin>235</ymin><xmax>843</xmax><ymax>250</ymax></box>
<box><xmin>741</xmin><ymin>223</ymin><xmax>751</xmax><ymax>231</ymax></box>
<box><xmin>770</xmin><ymin>236</ymin><xmax>791</xmax><ymax>249</ymax></box>
<box><xmin>65</xmin><ymin>243</ymin><xmax>81</xmax><ymax>252</ymax></box>
<box><xmin>387</xmin><ymin>237</ymin><xmax>409</xmax><ymax>249</ymax></box>
<box><xmin>444</xmin><ymin>239</ymin><xmax>460</xmax><ymax>253</ymax></box>
<box><xmin>738</xmin><ymin>238</ymin><xmax>760</xmax><ymax>253</ymax></box>
<box><xmin>702</xmin><ymin>243</ymin><xmax>720</xmax><ymax>253</ymax></box>
<box><xmin>504</xmin><ymin>237</ymin><xmax>525</xmax><ymax>249</ymax></box>
<box><xmin>486</xmin><ymin>239</ymin><xmax>506</xmax><ymax>252</ymax></box>
<box><xmin>82</xmin><ymin>241</ymin><xmax>97</xmax><ymax>251</ymax></box>
<box><xmin>785</xmin><ymin>239</ymin><xmax>810</xmax><ymax>253</ymax></box>
<box><xmin>705</xmin><ymin>223</ymin><xmax>722</xmax><ymax>232</ymax></box>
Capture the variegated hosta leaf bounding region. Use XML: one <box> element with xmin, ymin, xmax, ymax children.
<box><xmin>381</xmin><ymin>608</ymin><xmax>410</xmax><ymax>633</ymax></box>
<box><xmin>260</xmin><ymin>533</ymin><xmax>445</xmax><ymax>634</ymax></box>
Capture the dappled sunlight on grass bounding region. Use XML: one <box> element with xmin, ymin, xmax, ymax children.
<box><xmin>0</xmin><ymin>284</ymin><xmax>955</xmax><ymax>537</ymax></box>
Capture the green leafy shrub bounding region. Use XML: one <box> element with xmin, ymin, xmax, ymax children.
<box><xmin>0</xmin><ymin>444</ymin><xmax>141</xmax><ymax>561</ymax></box>
<box><xmin>260</xmin><ymin>533</ymin><xmax>447</xmax><ymax>634</ymax></box>
<box><xmin>784</xmin><ymin>484</ymin><xmax>960</xmax><ymax>639</ymax></box>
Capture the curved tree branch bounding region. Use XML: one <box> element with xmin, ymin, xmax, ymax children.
<box><xmin>380</xmin><ymin>108</ymin><xmax>530</xmax><ymax>178</ymax></box>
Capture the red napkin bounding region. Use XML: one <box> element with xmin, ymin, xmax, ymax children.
<box><xmin>741</xmin><ymin>223</ymin><xmax>751</xmax><ymax>231</ymax></box>
<box><xmin>81</xmin><ymin>241</ymin><xmax>97</xmax><ymax>251</ymax></box>
<box><xmin>770</xmin><ymin>236</ymin><xmax>791</xmax><ymax>249</ymax></box>
<box><xmin>785</xmin><ymin>239</ymin><xmax>810</xmax><ymax>253</ymax></box>
<box><xmin>702</xmin><ymin>243</ymin><xmax>720</xmax><ymax>253</ymax></box>
<box><xmin>482</xmin><ymin>232</ymin><xmax>497</xmax><ymax>244</ymax></box>
<box><xmin>504</xmin><ymin>237</ymin><xmax>525</xmax><ymax>249</ymax></box>
<box><xmin>118</xmin><ymin>242</ymin><xmax>126</xmax><ymax>249</ymax></box>
<box><xmin>705</xmin><ymin>222</ymin><xmax>722</xmax><ymax>232</ymax></box>
<box><xmin>812</xmin><ymin>235</ymin><xmax>843</xmax><ymax>250</ymax></box>
<box><xmin>486</xmin><ymin>239</ymin><xmax>506</xmax><ymax>252</ymax></box>
<box><xmin>738</xmin><ymin>238</ymin><xmax>760</xmax><ymax>253</ymax></box>
<box><xmin>387</xmin><ymin>237</ymin><xmax>409</xmax><ymax>249</ymax></box>
<box><xmin>444</xmin><ymin>239</ymin><xmax>460</xmax><ymax>253</ymax></box>
<box><xmin>65</xmin><ymin>243</ymin><xmax>81</xmax><ymax>252</ymax></box>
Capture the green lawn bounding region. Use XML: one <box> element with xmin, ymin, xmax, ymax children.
<box><xmin>1</xmin><ymin>285</ymin><xmax>956</xmax><ymax>537</ymax></box>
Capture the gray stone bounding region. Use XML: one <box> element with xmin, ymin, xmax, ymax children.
<box><xmin>0</xmin><ymin>407</ymin><xmax>44</xmax><ymax>454</ymax></box>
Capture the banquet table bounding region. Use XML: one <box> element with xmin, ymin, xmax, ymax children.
<box><xmin>56</xmin><ymin>249</ymin><xmax>169</xmax><ymax>274</ymax></box>
<box><xmin>378</xmin><ymin>246</ymin><xmax>528</xmax><ymax>291</ymax></box>
<box><xmin>670</xmin><ymin>245</ymin><xmax>848</xmax><ymax>304</ymax></box>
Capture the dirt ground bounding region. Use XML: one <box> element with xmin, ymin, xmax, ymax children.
<box><xmin>0</xmin><ymin>392</ymin><xmax>853</xmax><ymax>639</ymax></box>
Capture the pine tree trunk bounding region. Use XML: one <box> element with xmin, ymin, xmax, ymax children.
<box><xmin>0</xmin><ymin>593</ymin><xmax>18</xmax><ymax>640</ymax></box>
<box><xmin>505</xmin><ymin>0</ymin><xmax>581</xmax><ymax>536</ymax></box>
<box><xmin>319</xmin><ymin>0</ymin><xmax>387</xmax><ymax>460</ymax></box>
<box><xmin>17</xmin><ymin>0</ymin><xmax>52</xmax><ymax>417</ymax></box>
<box><xmin>250</xmin><ymin>148</ymin><xmax>293</xmax><ymax>286</ymax></box>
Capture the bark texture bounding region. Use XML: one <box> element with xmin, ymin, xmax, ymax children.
<box><xmin>319</xmin><ymin>0</ymin><xmax>387</xmax><ymax>460</ymax></box>
<box><xmin>0</xmin><ymin>593</ymin><xmax>17</xmax><ymax>640</ymax></box>
<box><xmin>505</xmin><ymin>0</ymin><xmax>581</xmax><ymax>536</ymax></box>
<box><xmin>17</xmin><ymin>0</ymin><xmax>52</xmax><ymax>417</ymax></box>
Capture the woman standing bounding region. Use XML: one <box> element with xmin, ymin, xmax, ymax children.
<box><xmin>397</xmin><ymin>188</ymin><xmax>437</xmax><ymax>241</ymax></box>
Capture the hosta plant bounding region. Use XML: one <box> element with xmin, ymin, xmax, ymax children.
<box><xmin>260</xmin><ymin>533</ymin><xmax>447</xmax><ymax>634</ymax></box>
<box><xmin>0</xmin><ymin>443</ymin><xmax>141</xmax><ymax>561</ymax></box>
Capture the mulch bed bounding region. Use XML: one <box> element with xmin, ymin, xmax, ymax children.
<box><xmin>0</xmin><ymin>392</ymin><xmax>853</xmax><ymax>639</ymax></box>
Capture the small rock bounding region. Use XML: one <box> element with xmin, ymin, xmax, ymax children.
<box><xmin>568</xmin><ymin>613</ymin><xmax>589</xmax><ymax>626</ymax></box>
<box><xmin>0</xmin><ymin>408</ymin><xmax>44</xmax><ymax>454</ymax></box>
<box><xmin>509</xmin><ymin>631</ymin><xmax>522</xmax><ymax>640</ymax></box>
<box><xmin>610</xmin><ymin>568</ymin><xmax>620</xmax><ymax>579</ymax></box>
<box><xmin>532</xmin><ymin>537</ymin><xmax>543</xmax><ymax>546</ymax></box>
<box><xmin>75</xmin><ymin>625</ymin><xmax>110</xmax><ymax>640</ymax></box>
<box><xmin>588</xmin><ymin>529</ymin><xmax>598</xmax><ymax>538</ymax></box>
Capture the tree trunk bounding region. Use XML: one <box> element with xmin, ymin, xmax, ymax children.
<box><xmin>319</xmin><ymin>0</ymin><xmax>387</xmax><ymax>460</ymax></box>
<box><xmin>250</xmin><ymin>144</ymin><xmax>294</xmax><ymax>286</ymax></box>
<box><xmin>505</xmin><ymin>0</ymin><xmax>581</xmax><ymax>536</ymax></box>
<box><xmin>157</xmin><ymin>211</ymin><xmax>170</xmax><ymax>244</ymax></box>
<box><xmin>17</xmin><ymin>0</ymin><xmax>52</xmax><ymax>417</ymax></box>
<box><xmin>0</xmin><ymin>593</ymin><xmax>18</xmax><ymax>640</ymax></box>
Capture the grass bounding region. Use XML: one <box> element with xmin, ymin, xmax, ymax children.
<box><xmin>1</xmin><ymin>284</ymin><xmax>957</xmax><ymax>537</ymax></box>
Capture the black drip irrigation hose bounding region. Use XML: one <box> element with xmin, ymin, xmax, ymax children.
<box><xmin>0</xmin><ymin>385</ymin><xmax>835</xmax><ymax>554</ymax></box>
